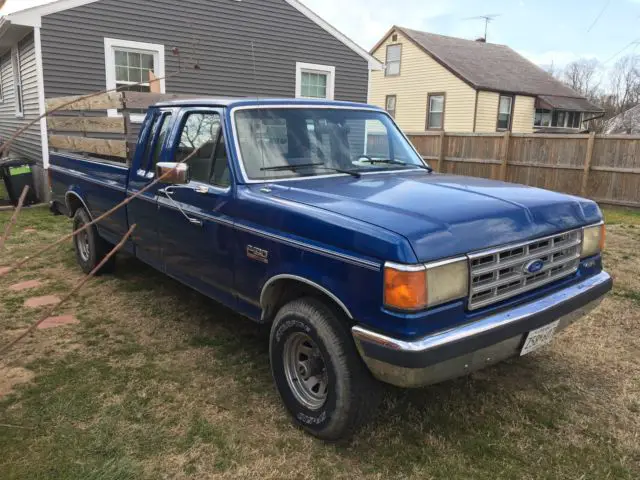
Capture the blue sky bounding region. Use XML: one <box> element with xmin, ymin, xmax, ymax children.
<box><xmin>3</xmin><ymin>0</ymin><xmax>640</xmax><ymax>68</ymax></box>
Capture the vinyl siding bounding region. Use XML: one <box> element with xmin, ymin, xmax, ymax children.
<box><xmin>0</xmin><ymin>32</ymin><xmax>42</xmax><ymax>162</ymax></box>
<box><xmin>512</xmin><ymin>95</ymin><xmax>535</xmax><ymax>133</ymax></box>
<box><xmin>369</xmin><ymin>29</ymin><xmax>475</xmax><ymax>133</ymax></box>
<box><xmin>474</xmin><ymin>91</ymin><xmax>535</xmax><ymax>133</ymax></box>
<box><xmin>40</xmin><ymin>0</ymin><xmax>368</xmax><ymax>102</ymax></box>
<box><xmin>474</xmin><ymin>91</ymin><xmax>499</xmax><ymax>132</ymax></box>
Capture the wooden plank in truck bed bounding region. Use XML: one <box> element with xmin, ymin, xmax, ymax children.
<box><xmin>49</xmin><ymin>135</ymin><xmax>128</xmax><ymax>159</ymax></box>
<box><xmin>47</xmin><ymin>116</ymin><xmax>126</xmax><ymax>134</ymax></box>
<box><xmin>46</xmin><ymin>92</ymin><xmax>124</xmax><ymax>111</ymax></box>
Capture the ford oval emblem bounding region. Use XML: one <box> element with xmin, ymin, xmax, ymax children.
<box><xmin>524</xmin><ymin>259</ymin><xmax>544</xmax><ymax>274</ymax></box>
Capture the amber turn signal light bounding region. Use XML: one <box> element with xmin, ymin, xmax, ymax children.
<box><xmin>383</xmin><ymin>264</ymin><xmax>427</xmax><ymax>311</ymax></box>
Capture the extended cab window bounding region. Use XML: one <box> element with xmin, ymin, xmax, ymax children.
<box><xmin>175</xmin><ymin>112</ymin><xmax>230</xmax><ymax>187</ymax></box>
<box><xmin>146</xmin><ymin>113</ymin><xmax>172</xmax><ymax>172</ymax></box>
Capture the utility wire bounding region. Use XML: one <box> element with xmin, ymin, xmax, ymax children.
<box><xmin>603</xmin><ymin>39</ymin><xmax>640</xmax><ymax>64</ymax></box>
<box><xmin>587</xmin><ymin>0</ymin><xmax>611</xmax><ymax>33</ymax></box>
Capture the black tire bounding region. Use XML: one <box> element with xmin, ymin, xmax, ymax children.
<box><xmin>269</xmin><ymin>297</ymin><xmax>381</xmax><ymax>441</ymax></box>
<box><xmin>72</xmin><ymin>208</ymin><xmax>116</xmax><ymax>275</ymax></box>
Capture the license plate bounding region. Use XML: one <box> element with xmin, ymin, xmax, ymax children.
<box><xmin>520</xmin><ymin>321</ymin><xmax>560</xmax><ymax>356</ymax></box>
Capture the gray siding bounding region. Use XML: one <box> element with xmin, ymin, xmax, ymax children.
<box><xmin>40</xmin><ymin>0</ymin><xmax>369</xmax><ymax>102</ymax></box>
<box><xmin>0</xmin><ymin>32</ymin><xmax>42</xmax><ymax>162</ymax></box>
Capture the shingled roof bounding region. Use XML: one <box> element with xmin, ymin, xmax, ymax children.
<box><xmin>378</xmin><ymin>26</ymin><xmax>602</xmax><ymax>112</ymax></box>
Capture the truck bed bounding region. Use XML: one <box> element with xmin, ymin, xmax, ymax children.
<box><xmin>49</xmin><ymin>152</ymin><xmax>130</xmax><ymax>245</ymax></box>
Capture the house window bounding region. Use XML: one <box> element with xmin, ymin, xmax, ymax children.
<box><xmin>385</xmin><ymin>44</ymin><xmax>402</xmax><ymax>76</ymax></box>
<box><xmin>497</xmin><ymin>95</ymin><xmax>513</xmax><ymax>130</ymax></box>
<box><xmin>295</xmin><ymin>62</ymin><xmax>335</xmax><ymax>100</ymax></box>
<box><xmin>427</xmin><ymin>93</ymin><xmax>445</xmax><ymax>130</ymax></box>
<box><xmin>536</xmin><ymin>109</ymin><xmax>582</xmax><ymax>129</ymax></box>
<box><xmin>104</xmin><ymin>38</ymin><xmax>165</xmax><ymax>121</ymax></box>
<box><xmin>385</xmin><ymin>95</ymin><xmax>397</xmax><ymax>118</ymax></box>
<box><xmin>535</xmin><ymin>109</ymin><xmax>551</xmax><ymax>127</ymax></box>
<box><xmin>11</xmin><ymin>46</ymin><xmax>23</xmax><ymax>117</ymax></box>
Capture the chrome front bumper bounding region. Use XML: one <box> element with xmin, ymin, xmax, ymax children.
<box><xmin>352</xmin><ymin>271</ymin><xmax>612</xmax><ymax>388</ymax></box>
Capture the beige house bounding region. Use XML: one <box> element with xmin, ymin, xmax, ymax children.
<box><xmin>369</xmin><ymin>27</ymin><xmax>603</xmax><ymax>134</ymax></box>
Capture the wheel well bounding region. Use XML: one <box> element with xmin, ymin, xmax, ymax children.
<box><xmin>261</xmin><ymin>278</ymin><xmax>353</xmax><ymax>325</ymax></box>
<box><xmin>65</xmin><ymin>193</ymin><xmax>85</xmax><ymax>218</ymax></box>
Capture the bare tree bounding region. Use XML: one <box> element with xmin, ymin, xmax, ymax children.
<box><xmin>562</xmin><ymin>59</ymin><xmax>602</xmax><ymax>101</ymax></box>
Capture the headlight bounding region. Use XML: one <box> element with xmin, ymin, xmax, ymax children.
<box><xmin>384</xmin><ymin>258</ymin><xmax>468</xmax><ymax>311</ymax></box>
<box><xmin>582</xmin><ymin>223</ymin><xmax>606</xmax><ymax>258</ymax></box>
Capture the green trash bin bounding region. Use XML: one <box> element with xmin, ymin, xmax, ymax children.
<box><xmin>0</xmin><ymin>159</ymin><xmax>39</xmax><ymax>207</ymax></box>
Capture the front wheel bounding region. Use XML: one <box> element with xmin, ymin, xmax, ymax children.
<box><xmin>269</xmin><ymin>297</ymin><xmax>381</xmax><ymax>441</ymax></box>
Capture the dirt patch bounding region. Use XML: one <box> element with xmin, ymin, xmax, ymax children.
<box><xmin>0</xmin><ymin>267</ymin><xmax>10</xmax><ymax>276</ymax></box>
<box><xmin>0</xmin><ymin>366</ymin><xmax>34</xmax><ymax>398</ymax></box>
<box><xmin>24</xmin><ymin>295</ymin><xmax>61</xmax><ymax>308</ymax></box>
<box><xmin>38</xmin><ymin>315</ymin><xmax>79</xmax><ymax>330</ymax></box>
<box><xmin>9</xmin><ymin>280</ymin><xmax>42</xmax><ymax>292</ymax></box>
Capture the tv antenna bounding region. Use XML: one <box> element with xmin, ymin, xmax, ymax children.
<box><xmin>464</xmin><ymin>14</ymin><xmax>501</xmax><ymax>42</ymax></box>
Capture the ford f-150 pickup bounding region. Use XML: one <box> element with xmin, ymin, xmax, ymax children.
<box><xmin>49</xmin><ymin>98</ymin><xmax>612</xmax><ymax>440</ymax></box>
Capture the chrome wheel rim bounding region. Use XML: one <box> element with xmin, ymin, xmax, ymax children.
<box><xmin>283</xmin><ymin>332</ymin><xmax>328</xmax><ymax>410</ymax></box>
<box><xmin>77</xmin><ymin>227</ymin><xmax>90</xmax><ymax>262</ymax></box>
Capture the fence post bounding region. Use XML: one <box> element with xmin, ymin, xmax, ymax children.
<box><xmin>581</xmin><ymin>132</ymin><xmax>596</xmax><ymax>197</ymax></box>
<box><xmin>437</xmin><ymin>131</ymin><xmax>446</xmax><ymax>172</ymax></box>
<box><xmin>500</xmin><ymin>131</ymin><xmax>511</xmax><ymax>181</ymax></box>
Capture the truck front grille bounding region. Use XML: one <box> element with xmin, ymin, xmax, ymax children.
<box><xmin>468</xmin><ymin>230</ymin><xmax>582</xmax><ymax>310</ymax></box>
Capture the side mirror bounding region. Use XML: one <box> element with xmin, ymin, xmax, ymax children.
<box><xmin>156</xmin><ymin>162</ymin><xmax>189</xmax><ymax>185</ymax></box>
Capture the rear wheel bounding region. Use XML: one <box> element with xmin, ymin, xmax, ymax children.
<box><xmin>72</xmin><ymin>208</ymin><xmax>116</xmax><ymax>275</ymax></box>
<box><xmin>269</xmin><ymin>297</ymin><xmax>381</xmax><ymax>441</ymax></box>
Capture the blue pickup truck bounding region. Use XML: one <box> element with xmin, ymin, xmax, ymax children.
<box><xmin>49</xmin><ymin>98</ymin><xmax>612</xmax><ymax>440</ymax></box>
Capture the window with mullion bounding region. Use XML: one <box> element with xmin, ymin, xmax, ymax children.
<box><xmin>427</xmin><ymin>94</ymin><xmax>445</xmax><ymax>130</ymax></box>
<box><xmin>114</xmin><ymin>48</ymin><xmax>155</xmax><ymax>93</ymax></box>
<box><xmin>497</xmin><ymin>95</ymin><xmax>513</xmax><ymax>130</ymax></box>
<box><xmin>300</xmin><ymin>71</ymin><xmax>328</xmax><ymax>99</ymax></box>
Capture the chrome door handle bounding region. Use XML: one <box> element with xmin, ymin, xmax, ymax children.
<box><xmin>158</xmin><ymin>187</ymin><xmax>203</xmax><ymax>227</ymax></box>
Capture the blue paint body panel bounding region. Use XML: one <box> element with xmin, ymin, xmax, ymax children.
<box><xmin>49</xmin><ymin>98</ymin><xmax>605</xmax><ymax>341</ymax></box>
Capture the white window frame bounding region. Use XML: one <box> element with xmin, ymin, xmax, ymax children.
<box><xmin>11</xmin><ymin>46</ymin><xmax>24</xmax><ymax>117</ymax></box>
<box><xmin>295</xmin><ymin>62</ymin><xmax>335</xmax><ymax>100</ymax></box>
<box><xmin>104</xmin><ymin>38</ymin><xmax>165</xmax><ymax>123</ymax></box>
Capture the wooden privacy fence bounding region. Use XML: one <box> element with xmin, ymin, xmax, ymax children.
<box><xmin>407</xmin><ymin>131</ymin><xmax>640</xmax><ymax>208</ymax></box>
<box><xmin>46</xmin><ymin>92</ymin><xmax>200</xmax><ymax>163</ymax></box>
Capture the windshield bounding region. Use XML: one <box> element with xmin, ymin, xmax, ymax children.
<box><xmin>234</xmin><ymin>107</ymin><xmax>428</xmax><ymax>181</ymax></box>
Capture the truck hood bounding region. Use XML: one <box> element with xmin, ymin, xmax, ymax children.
<box><xmin>261</xmin><ymin>171</ymin><xmax>601</xmax><ymax>262</ymax></box>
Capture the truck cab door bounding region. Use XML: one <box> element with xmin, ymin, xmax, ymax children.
<box><xmin>156</xmin><ymin>108</ymin><xmax>237</xmax><ymax>309</ymax></box>
<box><xmin>127</xmin><ymin>110</ymin><xmax>174</xmax><ymax>269</ymax></box>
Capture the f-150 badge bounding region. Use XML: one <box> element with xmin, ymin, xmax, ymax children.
<box><xmin>247</xmin><ymin>245</ymin><xmax>269</xmax><ymax>264</ymax></box>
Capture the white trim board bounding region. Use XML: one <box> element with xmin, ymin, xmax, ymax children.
<box><xmin>34</xmin><ymin>26</ymin><xmax>50</xmax><ymax>169</ymax></box>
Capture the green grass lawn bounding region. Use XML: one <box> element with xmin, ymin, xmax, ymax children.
<box><xmin>0</xmin><ymin>206</ymin><xmax>639</xmax><ymax>479</ymax></box>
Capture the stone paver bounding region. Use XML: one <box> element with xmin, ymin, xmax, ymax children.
<box><xmin>9</xmin><ymin>280</ymin><xmax>42</xmax><ymax>292</ymax></box>
<box><xmin>38</xmin><ymin>315</ymin><xmax>80</xmax><ymax>330</ymax></box>
<box><xmin>24</xmin><ymin>295</ymin><xmax>61</xmax><ymax>308</ymax></box>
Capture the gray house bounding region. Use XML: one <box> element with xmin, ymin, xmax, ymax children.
<box><xmin>0</xmin><ymin>0</ymin><xmax>381</xmax><ymax>199</ymax></box>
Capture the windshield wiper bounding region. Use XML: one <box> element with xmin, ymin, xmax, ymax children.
<box><xmin>260</xmin><ymin>163</ymin><xmax>361</xmax><ymax>178</ymax></box>
<box><xmin>358</xmin><ymin>158</ymin><xmax>433</xmax><ymax>173</ymax></box>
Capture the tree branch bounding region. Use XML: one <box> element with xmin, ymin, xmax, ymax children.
<box><xmin>0</xmin><ymin>145</ymin><xmax>202</xmax><ymax>278</ymax></box>
<box><xmin>0</xmin><ymin>224</ymin><xmax>136</xmax><ymax>357</ymax></box>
